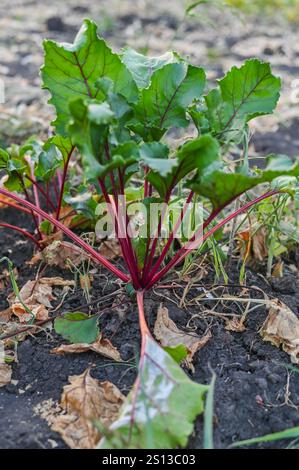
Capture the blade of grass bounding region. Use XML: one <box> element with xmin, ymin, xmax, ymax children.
<box><xmin>203</xmin><ymin>371</ymin><xmax>216</xmax><ymax>449</ymax></box>
<box><xmin>231</xmin><ymin>427</ymin><xmax>299</xmax><ymax>448</ymax></box>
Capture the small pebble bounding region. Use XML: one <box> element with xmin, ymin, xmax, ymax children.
<box><xmin>46</xmin><ymin>16</ymin><xmax>66</xmax><ymax>32</ymax></box>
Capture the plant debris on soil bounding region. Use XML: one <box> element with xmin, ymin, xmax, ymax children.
<box><xmin>0</xmin><ymin>216</ymin><xmax>299</xmax><ymax>449</ymax></box>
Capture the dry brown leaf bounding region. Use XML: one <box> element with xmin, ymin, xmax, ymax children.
<box><xmin>51</xmin><ymin>368</ymin><xmax>124</xmax><ymax>449</ymax></box>
<box><xmin>0</xmin><ymin>308</ymin><xmax>13</xmax><ymax>323</ymax></box>
<box><xmin>272</xmin><ymin>262</ymin><xmax>284</xmax><ymax>278</ymax></box>
<box><xmin>5</xmin><ymin>277</ymin><xmax>73</xmax><ymax>323</ymax></box>
<box><xmin>29</xmin><ymin>240</ymin><xmax>89</xmax><ymax>269</ymax></box>
<box><xmin>98</xmin><ymin>240</ymin><xmax>122</xmax><ymax>260</ymax></box>
<box><xmin>237</xmin><ymin>227</ymin><xmax>268</xmax><ymax>263</ymax></box>
<box><xmin>181</xmin><ymin>267</ymin><xmax>208</xmax><ymax>283</ymax></box>
<box><xmin>8</xmin><ymin>279</ymin><xmax>53</xmax><ymax>323</ymax></box>
<box><xmin>0</xmin><ymin>363</ymin><xmax>12</xmax><ymax>387</ymax></box>
<box><xmin>57</xmin><ymin>206</ymin><xmax>75</xmax><ymax>228</ymax></box>
<box><xmin>11</xmin><ymin>303</ymin><xmax>48</xmax><ymax>322</ymax></box>
<box><xmin>260</xmin><ymin>299</ymin><xmax>299</xmax><ymax>363</ymax></box>
<box><xmin>15</xmin><ymin>280</ymin><xmax>53</xmax><ymax>307</ymax></box>
<box><xmin>52</xmin><ymin>335</ymin><xmax>122</xmax><ymax>362</ymax></box>
<box><xmin>154</xmin><ymin>304</ymin><xmax>211</xmax><ymax>372</ymax></box>
<box><xmin>252</xmin><ymin>228</ymin><xmax>268</xmax><ymax>262</ymax></box>
<box><xmin>38</xmin><ymin>231</ymin><xmax>64</xmax><ymax>249</ymax></box>
<box><xmin>0</xmin><ymin>267</ymin><xmax>18</xmax><ymax>290</ymax></box>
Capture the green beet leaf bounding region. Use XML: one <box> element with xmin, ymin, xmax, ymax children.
<box><xmin>64</xmin><ymin>186</ymin><xmax>98</xmax><ymax>220</ymax></box>
<box><xmin>110</xmin><ymin>142</ymin><xmax>140</xmax><ymax>186</ymax></box>
<box><xmin>189</xmin><ymin>155</ymin><xmax>299</xmax><ymax>210</ymax></box>
<box><xmin>42</xmin><ymin>19</ymin><xmax>137</xmax><ymax>135</ymax></box>
<box><xmin>68</xmin><ymin>98</ymin><xmax>115</xmax><ymax>180</ymax></box>
<box><xmin>49</xmin><ymin>135</ymin><xmax>74</xmax><ymax>162</ymax></box>
<box><xmin>134</xmin><ymin>62</ymin><xmax>206</xmax><ymax>134</ymax></box>
<box><xmin>98</xmin><ymin>336</ymin><xmax>208</xmax><ymax>449</ymax></box>
<box><xmin>131</xmin><ymin>237</ymin><xmax>149</xmax><ymax>269</ymax></box>
<box><xmin>146</xmin><ymin>134</ymin><xmax>219</xmax><ymax>198</ymax></box>
<box><xmin>54</xmin><ymin>312</ymin><xmax>99</xmax><ymax>344</ymax></box>
<box><xmin>197</xmin><ymin>59</ymin><xmax>281</xmax><ymax>144</ymax></box>
<box><xmin>35</xmin><ymin>141</ymin><xmax>64</xmax><ymax>181</ymax></box>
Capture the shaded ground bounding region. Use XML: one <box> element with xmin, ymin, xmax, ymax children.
<box><xmin>0</xmin><ymin>0</ymin><xmax>299</xmax><ymax>450</ymax></box>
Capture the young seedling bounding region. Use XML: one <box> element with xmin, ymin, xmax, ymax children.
<box><xmin>0</xmin><ymin>20</ymin><xmax>298</xmax><ymax>448</ymax></box>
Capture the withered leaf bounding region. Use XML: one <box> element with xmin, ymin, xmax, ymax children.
<box><xmin>0</xmin><ymin>308</ymin><xmax>13</xmax><ymax>323</ymax></box>
<box><xmin>56</xmin><ymin>206</ymin><xmax>75</xmax><ymax>228</ymax></box>
<box><xmin>271</xmin><ymin>262</ymin><xmax>284</xmax><ymax>278</ymax></box>
<box><xmin>260</xmin><ymin>299</ymin><xmax>299</xmax><ymax>363</ymax></box>
<box><xmin>51</xmin><ymin>368</ymin><xmax>124</xmax><ymax>449</ymax></box>
<box><xmin>11</xmin><ymin>303</ymin><xmax>48</xmax><ymax>322</ymax></box>
<box><xmin>52</xmin><ymin>335</ymin><xmax>122</xmax><ymax>362</ymax></box>
<box><xmin>8</xmin><ymin>278</ymin><xmax>53</xmax><ymax>323</ymax></box>
<box><xmin>237</xmin><ymin>227</ymin><xmax>268</xmax><ymax>263</ymax></box>
<box><xmin>98</xmin><ymin>240</ymin><xmax>122</xmax><ymax>260</ymax></box>
<box><xmin>39</xmin><ymin>230</ymin><xmax>64</xmax><ymax>249</ymax></box>
<box><xmin>154</xmin><ymin>304</ymin><xmax>211</xmax><ymax>372</ymax></box>
<box><xmin>0</xmin><ymin>267</ymin><xmax>18</xmax><ymax>290</ymax></box>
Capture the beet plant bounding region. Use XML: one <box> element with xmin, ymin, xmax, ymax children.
<box><xmin>0</xmin><ymin>19</ymin><xmax>298</xmax><ymax>448</ymax></box>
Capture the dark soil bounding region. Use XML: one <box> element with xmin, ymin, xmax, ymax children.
<box><xmin>0</xmin><ymin>208</ymin><xmax>299</xmax><ymax>449</ymax></box>
<box><xmin>1</xmin><ymin>0</ymin><xmax>299</xmax><ymax>157</ymax></box>
<box><xmin>253</xmin><ymin>118</ymin><xmax>299</xmax><ymax>159</ymax></box>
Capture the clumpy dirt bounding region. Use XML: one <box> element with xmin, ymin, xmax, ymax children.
<box><xmin>0</xmin><ymin>208</ymin><xmax>299</xmax><ymax>449</ymax></box>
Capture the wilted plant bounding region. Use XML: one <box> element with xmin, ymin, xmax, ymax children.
<box><xmin>0</xmin><ymin>20</ymin><xmax>298</xmax><ymax>448</ymax></box>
